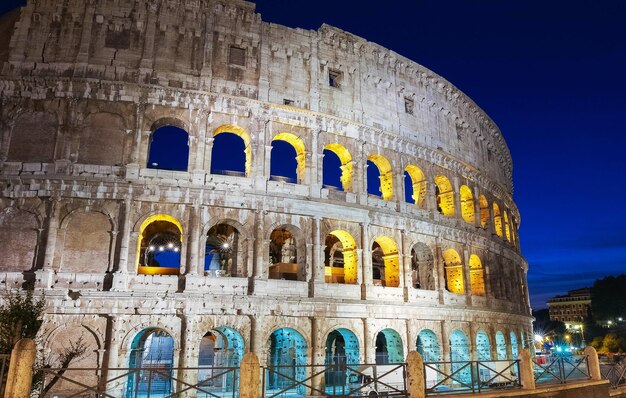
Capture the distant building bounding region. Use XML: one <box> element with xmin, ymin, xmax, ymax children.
<box><xmin>547</xmin><ymin>288</ymin><xmax>591</xmax><ymax>328</ymax></box>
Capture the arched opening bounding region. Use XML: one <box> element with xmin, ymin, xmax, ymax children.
<box><xmin>211</xmin><ymin>125</ymin><xmax>251</xmax><ymax>177</ymax></box>
<box><xmin>404</xmin><ymin>165</ymin><xmax>426</xmax><ymax>207</ymax></box>
<box><xmin>198</xmin><ymin>326</ymin><xmax>244</xmax><ymax>392</ymax></box>
<box><xmin>324</xmin><ymin>230</ymin><xmax>358</xmax><ymax>284</ymax></box>
<box><xmin>503</xmin><ymin>211</ymin><xmax>511</xmax><ymax>242</ymax></box>
<box><xmin>323</xmin><ymin>144</ymin><xmax>353</xmax><ymax>191</ymax></box>
<box><xmin>267</xmin><ymin>328</ymin><xmax>307</xmax><ymax>395</ymax></box>
<box><xmin>371</xmin><ymin>236</ymin><xmax>399</xmax><ymax>287</ymax></box>
<box><xmin>325</xmin><ymin>329</ymin><xmax>360</xmax><ymax>390</ymax></box>
<box><xmin>269</xmin><ymin>227</ymin><xmax>302</xmax><ymax>281</ymax></box>
<box><xmin>0</xmin><ymin>208</ymin><xmax>39</xmax><ymax>272</ymax></box>
<box><xmin>449</xmin><ymin>330</ymin><xmax>471</xmax><ymax>384</ymax></box>
<box><xmin>136</xmin><ymin>215</ymin><xmax>182</xmax><ymax>275</ymax></box>
<box><xmin>367</xmin><ymin>154</ymin><xmax>393</xmax><ymax>200</ymax></box>
<box><xmin>469</xmin><ymin>254</ymin><xmax>485</xmax><ymax>296</ymax></box>
<box><xmin>442</xmin><ymin>249</ymin><xmax>464</xmax><ymax>294</ymax></box>
<box><xmin>205</xmin><ymin>223</ymin><xmax>241</xmax><ymax>277</ymax></box>
<box><xmin>493</xmin><ymin>203</ymin><xmax>503</xmax><ymax>238</ymax></box>
<box><xmin>375</xmin><ymin>329</ymin><xmax>404</xmax><ymax>364</ymax></box>
<box><xmin>510</xmin><ymin>332</ymin><xmax>518</xmax><ymax>359</ymax></box>
<box><xmin>147</xmin><ymin>125</ymin><xmax>189</xmax><ymax>171</ymax></box>
<box><xmin>478</xmin><ymin>195</ymin><xmax>489</xmax><ymax>229</ymax></box>
<box><xmin>271</xmin><ymin>133</ymin><xmax>305</xmax><ymax>183</ymax></box>
<box><xmin>460</xmin><ymin>185</ymin><xmax>475</xmax><ymax>224</ymax></box>
<box><xmin>411</xmin><ymin>243</ymin><xmax>435</xmax><ymax>290</ymax></box>
<box><xmin>417</xmin><ymin>330</ymin><xmax>441</xmax><ymax>362</ymax></box>
<box><xmin>434</xmin><ymin>175</ymin><xmax>454</xmax><ymax>216</ymax></box>
<box><xmin>127</xmin><ymin>329</ymin><xmax>174</xmax><ymax>397</ymax></box>
<box><xmin>495</xmin><ymin>331</ymin><xmax>507</xmax><ymax>360</ymax></box>
<box><xmin>476</xmin><ymin>330</ymin><xmax>491</xmax><ymax>361</ymax></box>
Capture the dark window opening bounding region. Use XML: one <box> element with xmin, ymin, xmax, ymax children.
<box><xmin>229</xmin><ymin>46</ymin><xmax>246</xmax><ymax>67</ymax></box>
<box><xmin>404</xmin><ymin>97</ymin><xmax>414</xmax><ymax>114</ymax></box>
<box><xmin>322</xmin><ymin>149</ymin><xmax>343</xmax><ymax>191</ymax></box>
<box><xmin>283</xmin><ymin>99</ymin><xmax>294</xmax><ymax>106</ymax></box>
<box><xmin>147</xmin><ymin>126</ymin><xmax>189</xmax><ymax>171</ymax></box>
<box><xmin>329</xmin><ymin>69</ymin><xmax>342</xmax><ymax>88</ymax></box>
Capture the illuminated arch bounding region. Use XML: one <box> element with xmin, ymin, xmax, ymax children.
<box><xmin>128</xmin><ymin>328</ymin><xmax>175</xmax><ymax>395</ymax></box>
<box><xmin>324</xmin><ymin>230</ymin><xmax>358</xmax><ymax>284</ymax></box>
<box><xmin>212</xmin><ymin>124</ymin><xmax>252</xmax><ymax>177</ymax></box>
<box><xmin>404</xmin><ymin>165</ymin><xmax>427</xmax><ymax>207</ymax></box>
<box><xmin>434</xmin><ymin>175</ymin><xmax>454</xmax><ymax>216</ymax></box>
<box><xmin>325</xmin><ymin>328</ymin><xmax>360</xmax><ymax>388</ymax></box>
<box><xmin>136</xmin><ymin>214</ymin><xmax>183</xmax><ymax>275</ymax></box>
<box><xmin>503</xmin><ymin>211</ymin><xmax>511</xmax><ymax>242</ymax></box>
<box><xmin>148</xmin><ymin>125</ymin><xmax>189</xmax><ymax>171</ymax></box>
<box><xmin>323</xmin><ymin>143</ymin><xmax>353</xmax><ymax>191</ymax></box>
<box><xmin>493</xmin><ymin>203</ymin><xmax>503</xmax><ymax>238</ymax></box>
<box><xmin>367</xmin><ymin>154</ymin><xmax>393</xmax><ymax>201</ymax></box>
<box><xmin>411</xmin><ymin>242</ymin><xmax>435</xmax><ymax>290</ymax></box>
<box><xmin>495</xmin><ymin>331</ymin><xmax>507</xmax><ymax>360</ymax></box>
<box><xmin>372</xmin><ymin>236</ymin><xmax>400</xmax><ymax>287</ymax></box>
<box><xmin>469</xmin><ymin>254</ymin><xmax>485</xmax><ymax>296</ymax></box>
<box><xmin>510</xmin><ymin>331</ymin><xmax>519</xmax><ymax>359</ymax></box>
<box><xmin>442</xmin><ymin>249</ymin><xmax>464</xmax><ymax>294</ymax></box>
<box><xmin>478</xmin><ymin>195</ymin><xmax>489</xmax><ymax>228</ymax></box>
<box><xmin>459</xmin><ymin>185</ymin><xmax>475</xmax><ymax>224</ymax></box>
<box><xmin>267</xmin><ymin>328</ymin><xmax>307</xmax><ymax>393</ymax></box>
<box><xmin>417</xmin><ymin>329</ymin><xmax>441</xmax><ymax>362</ymax></box>
<box><xmin>271</xmin><ymin>133</ymin><xmax>306</xmax><ymax>183</ymax></box>
<box><xmin>476</xmin><ymin>330</ymin><xmax>491</xmax><ymax>361</ymax></box>
<box><xmin>269</xmin><ymin>225</ymin><xmax>304</xmax><ymax>281</ymax></box>
<box><xmin>198</xmin><ymin>326</ymin><xmax>244</xmax><ymax>394</ymax></box>
<box><xmin>449</xmin><ymin>330</ymin><xmax>471</xmax><ymax>384</ymax></box>
<box><xmin>375</xmin><ymin>328</ymin><xmax>404</xmax><ymax>364</ymax></box>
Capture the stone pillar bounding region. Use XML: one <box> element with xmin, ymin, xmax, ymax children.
<box><xmin>397</xmin><ymin>229</ymin><xmax>406</xmax><ymax>290</ymax></box>
<box><xmin>42</xmin><ymin>198</ymin><xmax>60</xmax><ymax>271</ymax></box>
<box><xmin>468</xmin><ymin>322</ymin><xmax>478</xmax><ymax>362</ymax></box>
<box><xmin>4</xmin><ymin>338</ymin><xmax>36</xmax><ymax>398</ymax></box>
<box><xmin>434</xmin><ymin>242</ymin><xmax>446</xmax><ymax>303</ymax></box>
<box><xmin>518</xmin><ymin>349</ymin><xmax>535</xmax><ymax>390</ymax></box>
<box><xmin>312</xmin><ymin>217</ymin><xmax>323</xmax><ymax>283</ymax></box>
<box><xmin>406</xmin><ymin>351</ymin><xmax>426</xmax><ymax>398</ymax></box>
<box><xmin>188</xmin><ymin>205</ymin><xmax>200</xmax><ymax>275</ymax></box>
<box><xmin>584</xmin><ymin>346</ymin><xmax>601</xmax><ymax>381</ymax></box>
<box><xmin>462</xmin><ymin>246</ymin><xmax>471</xmax><ymax>302</ymax></box>
<box><xmin>440</xmin><ymin>321</ymin><xmax>452</xmax><ymax>378</ymax></box>
<box><xmin>131</xmin><ymin>102</ymin><xmax>145</xmax><ymax>165</ymax></box>
<box><xmin>253</xmin><ymin>210</ymin><xmax>266</xmax><ymax>278</ymax></box>
<box><xmin>425</xmin><ymin>181</ymin><xmax>437</xmax><ymax>213</ymax></box>
<box><xmin>239</xmin><ymin>352</ymin><xmax>260</xmax><ymax>398</ymax></box>
<box><xmin>452</xmin><ymin>176</ymin><xmax>462</xmax><ymax>220</ymax></box>
<box><xmin>139</xmin><ymin>3</ymin><xmax>158</xmax><ymax>70</ymax></box>
<box><xmin>204</xmin><ymin>136</ymin><xmax>215</xmax><ymax>172</ymax></box>
<box><xmin>360</xmin><ymin>223</ymin><xmax>371</xmax><ymax>286</ymax></box>
<box><xmin>395</xmin><ymin>167</ymin><xmax>405</xmax><ymax>207</ymax></box>
<box><xmin>473</xmin><ymin>186</ymin><xmax>482</xmax><ymax>227</ymax></box>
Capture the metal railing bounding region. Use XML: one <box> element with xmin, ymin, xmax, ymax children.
<box><xmin>424</xmin><ymin>360</ymin><xmax>520</xmax><ymax>395</ymax></box>
<box><xmin>533</xmin><ymin>354</ymin><xmax>590</xmax><ymax>385</ymax></box>
<box><xmin>35</xmin><ymin>365</ymin><xmax>240</xmax><ymax>398</ymax></box>
<box><xmin>262</xmin><ymin>363</ymin><xmax>407</xmax><ymax>398</ymax></box>
<box><xmin>601</xmin><ymin>362</ymin><xmax>626</xmax><ymax>389</ymax></box>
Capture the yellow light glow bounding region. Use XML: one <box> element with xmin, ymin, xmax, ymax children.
<box><xmin>442</xmin><ymin>249</ymin><xmax>464</xmax><ymax>294</ymax></box>
<box><xmin>136</xmin><ymin>214</ymin><xmax>183</xmax><ymax>275</ymax></box>
<box><xmin>469</xmin><ymin>254</ymin><xmax>485</xmax><ymax>296</ymax></box>
<box><xmin>493</xmin><ymin>203</ymin><xmax>503</xmax><ymax>238</ymax></box>
<box><xmin>328</xmin><ymin>230</ymin><xmax>358</xmax><ymax>284</ymax></box>
<box><xmin>405</xmin><ymin>165</ymin><xmax>426</xmax><ymax>208</ymax></box>
<box><xmin>459</xmin><ymin>185</ymin><xmax>475</xmax><ymax>224</ymax></box>
<box><xmin>503</xmin><ymin>211</ymin><xmax>511</xmax><ymax>242</ymax></box>
<box><xmin>478</xmin><ymin>195</ymin><xmax>489</xmax><ymax>228</ymax></box>
<box><xmin>273</xmin><ymin>132</ymin><xmax>306</xmax><ymax>182</ymax></box>
<box><xmin>213</xmin><ymin>124</ymin><xmax>252</xmax><ymax>177</ymax></box>
<box><xmin>368</xmin><ymin>154</ymin><xmax>393</xmax><ymax>201</ymax></box>
<box><xmin>434</xmin><ymin>175</ymin><xmax>455</xmax><ymax>216</ymax></box>
<box><xmin>324</xmin><ymin>143</ymin><xmax>353</xmax><ymax>191</ymax></box>
<box><xmin>373</xmin><ymin>236</ymin><xmax>400</xmax><ymax>287</ymax></box>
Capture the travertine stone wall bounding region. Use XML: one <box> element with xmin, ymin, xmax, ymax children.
<box><xmin>0</xmin><ymin>0</ymin><xmax>532</xmax><ymax>388</ymax></box>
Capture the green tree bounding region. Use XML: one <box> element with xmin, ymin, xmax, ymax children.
<box><xmin>591</xmin><ymin>274</ymin><xmax>626</xmax><ymax>322</ymax></box>
<box><xmin>0</xmin><ymin>289</ymin><xmax>45</xmax><ymax>354</ymax></box>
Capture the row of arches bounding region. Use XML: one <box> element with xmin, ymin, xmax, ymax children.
<box><xmin>147</xmin><ymin>123</ymin><xmax>518</xmax><ymax>246</ymax></box>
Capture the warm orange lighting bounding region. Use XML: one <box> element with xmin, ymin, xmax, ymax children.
<box><xmin>478</xmin><ymin>195</ymin><xmax>489</xmax><ymax>228</ymax></box>
<box><xmin>405</xmin><ymin>165</ymin><xmax>427</xmax><ymax>208</ymax></box>
<box><xmin>326</xmin><ymin>230</ymin><xmax>358</xmax><ymax>284</ymax></box>
<box><xmin>434</xmin><ymin>175</ymin><xmax>455</xmax><ymax>216</ymax></box>
<box><xmin>460</xmin><ymin>185</ymin><xmax>475</xmax><ymax>224</ymax></box>
<box><xmin>273</xmin><ymin>133</ymin><xmax>306</xmax><ymax>182</ymax></box>
<box><xmin>373</xmin><ymin>236</ymin><xmax>400</xmax><ymax>287</ymax></box>
<box><xmin>368</xmin><ymin>154</ymin><xmax>393</xmax><ymax>201</ymax></box>
<box><xmin>469</xmin><ymin>254</ymin><xmax>485</xmax><ymax>296</ymax></box>
<box><xmin>443</xmin><ymin>248</ymin><xmax>464</xmax><ymax>294</ymax></box>
<box><xmin>213</xmin><ymin>124</ymin><xmax>252</xmax><ymax>177</ymax></box>
<box><xmin>324</xmin><ymin>143</ymin><xmax>353</xmax><ymax>191</ymax></box>
<box><xmin>493</xmin><ymin>203</ymin><xmax>503</xmax><ymax>238</ymax></box>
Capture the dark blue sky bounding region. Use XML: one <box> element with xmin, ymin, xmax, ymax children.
<box><xmin>2</xmin><ymin>1</ymin><xmax>625</xmax><ymax>309</ymax></box>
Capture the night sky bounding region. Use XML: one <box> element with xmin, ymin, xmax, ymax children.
<box><xmin>2</xmin><ymin>1</ymin><xmax>625</xmax><ymax>309</ymax></box>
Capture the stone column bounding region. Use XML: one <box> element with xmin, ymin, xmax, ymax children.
<box><xmin>468</xmin><ymin>322</ymin><xmax>478</xmax><ymax>362</ymax></box>
<box><xmin>75</xmin><ymin>1</ymin><xmax>96</xmax><ymax>64</ymax></box>
<box><xmin>117</xmin><ymin>198</ymin><xmax>132</xmax><ymax>274</ymax></box>
<box><xmin>406</xmin><ymin>351</ymin><xmax>426</xmax><ymax>398</ymax></box>
<box><xmin>440</xmin><ymin>321</ymin><xmax>452</xmax><ymax>377</ymax></box>
<box><xmin>452</xmin><ymin>176</ymin><xmax>462</xmax><ymax>220</ymax></box>
<box><xmin>312</xmin><ymin>217</ymin><xmax>323</xmax><ymax>283</ymax></box>
<box><xmin>253</xmin><ymin>210</ymin><xmax>266</xmax><ymax>278</ymax></box>
<box><xmin>434</xmin><ymin>242</ymin><xmax>446</xmax><ymax>304</ymax></box>
<box><xmin>42</xmin><ymin>198</ymin><xmax>60</xmax><ymax>271</ymax></box>
<box><xmin>139</xmin><ymin>2</ymin><xmax>159</xmax><ymax>71</ymax></box>
<box><xmin>360</xmin><ymin>223</ymin><xmax>371</xmax><ymax>287</ymax></box>
<box><xmin>425</xmin><ymin>181</ymin><xmax>437</xmax><ymax>213</ymax></box>
<box><xmin>395</xmin><ymin>167</ymin><xmax>405</xmax><ymax>208</ymax></box>
<box><xmin>130</xmin><ymin>102</ymin><xmax>145</xmax><ymax>168</ymax></box>
<box><xmin>463</xmin><ymin>246</ymin><xmax>471</xmax><ymax>303</ymax></box>
<box><xmin>397</xmin><ymin>229</ymin><xmax>406</xmax><ymax>291</ymax></box>
<box><xmin>188</xmin><ymin>205</ymin><xmax>201</xmax><ymax>275</ymax></box>
<box><xmin>204</xmin><ymin>136</ymin><xmax>214</xmax><ymax>172</ymax></box>
<box><xmin>473</xmin><ymin>186</ymin><xmax>482</xmax><ymax>227</ymax></box>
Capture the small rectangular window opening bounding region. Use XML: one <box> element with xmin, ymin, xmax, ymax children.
<box><xmin>329</xmin><ymin>69</ymin><xmax>342</xmax><ymax>88</ymax></box>
<box><xmin>283</xmin><ymin>99</ymin><xmax>295</xmax><ymax>106</ymax></box>
<box><xmin>229</xmin><ymin>46</ymin><xmax>246</xmax><ymax>67</ymax></box>
<box><xmin>487</xmin><ymin>149</ymin><xmax>493</xmax><ymax>161</ymax></box>
<box><xmin>404</xmin><ymin>97</ymin><xmax>414</xmax><ymax>115</ymax></box>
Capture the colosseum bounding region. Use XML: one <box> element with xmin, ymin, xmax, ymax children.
<box><xmin>0</xmin><ymin>0</ymin><xmax>531</xmax><ymax>395</ymax></box>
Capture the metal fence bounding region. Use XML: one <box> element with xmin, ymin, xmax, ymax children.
<box><xmin>533</xmin><ymin>354</ymin><xmax>590</xmax><ymax>385</ymax></box>
<box><xmin>0</xmin><ymin>354</ymin><xmax>9</xmax><ymax>397</ymax></box>
<box><xmin>424</xmin><ymin>360</ymin><xmax>520</xmax><ymax>395</ymax></box>
<box><xmin>601</xmin><ymin>362</ymin><xmax>626</xmax><ymax>389</ymax></box>
<box><xmin>262</xmin><ymin>363</ymin><xmax>407</xmax><ymax>398</ymax></box>
<box><xmin>35</xmin><ymin>365</ymin><xmax>240</xmax><ymax>398</ymax></box>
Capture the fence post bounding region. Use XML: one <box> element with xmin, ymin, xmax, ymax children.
<box><xmin>583</xmin><ymin>346</ymin><xmax>601</xmax><ymax>381</ymax></box>
<box><xmin>239</xmin><ymin>352</ymin><xmax>260</xmax><ymax>398</ymax></box>
<box><xmin>406</xmin><ymin>351</ymin><xmax>425</xmax><ymax>398</ymax></box>
<box><xmin>518</xmin><ymin>349</ymin><xmax>536</xmax><ymax>390</ymax></box>
<box><xmin>4</xmin><ymin>338</ymin><xmax>36</xmax><ymax>398</ymax></box>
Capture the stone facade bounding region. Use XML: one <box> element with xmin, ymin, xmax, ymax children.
<box><xmin>0</xmin><ymin>0</ymin><xmax>531</xmax><ymax>389</ymax></box>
